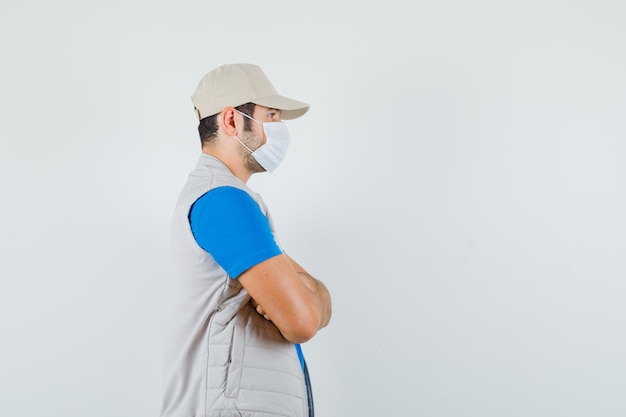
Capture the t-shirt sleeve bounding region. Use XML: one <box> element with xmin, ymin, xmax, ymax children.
<box><xmin>188</xmin><ymin>186</ymin><xmax>282</xmax><ymax>278</ymax></box>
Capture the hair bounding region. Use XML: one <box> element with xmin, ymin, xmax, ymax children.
<box><xmin>198</xmin><ymin>102</ymin><xmax>256</xmax><ymax>148</ymax></box>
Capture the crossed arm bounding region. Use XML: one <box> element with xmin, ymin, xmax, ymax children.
<box><xmin>237</xmin><ymin>253</ymin><xmax>332</xmax><ymax>344</ymax></box>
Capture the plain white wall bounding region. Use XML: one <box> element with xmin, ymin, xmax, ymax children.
<box><xmin>1</xmin><ymin>1</ymin><xmax>625</xmax><ymax>416</ymax></box>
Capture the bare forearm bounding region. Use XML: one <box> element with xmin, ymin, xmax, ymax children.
<box><xmin>252</xmin><ymin>271</ymin><xmax>332</xmax><ymax>333</ymax></box>
<box><xmin>297</xmin><ymin>272</ymin><xmax>332</xmax><ymax>330</ymax></box>
<box><xmin>243</xmin><ymin>253</ymin><xmax>332</xmax><ymax>342</ymax></box>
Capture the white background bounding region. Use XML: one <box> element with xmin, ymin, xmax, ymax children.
<box><xmin>1</xmin><ymin>1</ymin><xmax>625</xmax><ymax>416</ymax></box>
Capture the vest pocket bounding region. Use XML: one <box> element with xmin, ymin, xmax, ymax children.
<box><xmin>225</xmin><ymin>324</ymin><xmax>245</xmax><ymax>399</ymax></box>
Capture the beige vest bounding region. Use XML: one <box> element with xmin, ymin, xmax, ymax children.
<box><xmin>161</xmin><ymin>154</ymin><xmax>307</xmax><ymax>417</ymax></box>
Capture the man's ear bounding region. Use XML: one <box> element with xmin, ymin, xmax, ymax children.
<box><xmin>220</xmin><ymin>107</ymin><xmax>239</xmax><ymax>137</ymax></box>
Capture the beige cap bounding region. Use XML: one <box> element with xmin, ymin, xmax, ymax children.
<box><xmin>191</xmin><ymin>63</ymin><xmax>310</xmax><ymax>120</ymax></box>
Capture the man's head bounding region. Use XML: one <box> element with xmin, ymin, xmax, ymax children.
<box><xmin>191</xmin><ymin>64</ymin><xmax>309</xmax><ymax>180</ymax></box>
<box><xmin>192</xmin><ymin>64</ymin><xmax>309</xmax><ymax>144</ymax></box>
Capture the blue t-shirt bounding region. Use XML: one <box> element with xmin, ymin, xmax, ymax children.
<box><xmin>189</xmin><ymin>186</ymin><xmax>282</xmax><ymax>278</ymax></box>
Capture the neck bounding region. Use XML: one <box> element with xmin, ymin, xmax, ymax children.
<box><xmin>201</xmin><ymin>148</ymin><xmax>253</xmax><ymax>183</ymax></box>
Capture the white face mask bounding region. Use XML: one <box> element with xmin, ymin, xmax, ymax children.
<box><xmin>235</xmin><ymin>110</ymin><xmax>291</xmax><ymax>173</ymax></box>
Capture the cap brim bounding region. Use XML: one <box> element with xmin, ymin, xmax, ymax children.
<box><xmin>252</xmin><ymin>94</ymin><xmax>310</xmax><ymax>120</ymax></box>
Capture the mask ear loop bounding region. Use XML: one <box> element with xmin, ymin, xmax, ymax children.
<box><xmin>236</xmin><ymin>110</ymin><xmax>263</xmax><ymax>125</ymax></box>
<box><xmin>234</xmin><ymin>134</ymin><xmax>254</xmax><ymax>154</ymax></box>
<box><xmin>234</xmin><ymin>110</ymin><xmax>264</xmax><ymax>153</ymax></box>
<box><xmin>232</xmin><ymin>111</ymin><xmax>256</xmax><ymax>153</ymax></box>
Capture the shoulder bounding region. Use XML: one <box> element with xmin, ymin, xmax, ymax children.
<box><xmin>192</xmin><ymin>186</ymin><xmax>259</xmax><ymax>214</ymax></box>
<box><xmin>190</xmin><ymin>186</ymin><xmax>269</xmax><ymax>234</ymax></box>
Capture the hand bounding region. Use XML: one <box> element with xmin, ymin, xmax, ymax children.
<box><xmin>250</xmin><ymin>298</ymin><xmax>271</xmax><ymax>321</ymax></box>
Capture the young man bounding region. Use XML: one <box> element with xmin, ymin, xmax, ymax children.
<box><xmin>161</xmin><ymin>63</ymin><xmax>332</xmax><ymax>417</ymax></box>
